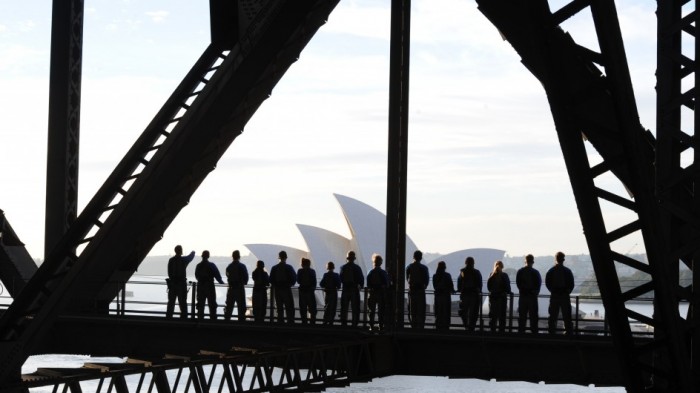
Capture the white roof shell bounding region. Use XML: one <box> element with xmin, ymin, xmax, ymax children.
<box><xmin>245</xmin><ymin>195</ymin><xmax>501</xmax><ymax>286</ymax></box>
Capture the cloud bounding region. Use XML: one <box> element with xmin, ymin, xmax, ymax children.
<box><xmin>0</xmin><ymin>44</ymin><xmax>46</xmax><ymax>72</ymax></box>
<box><xmin>145</xmin><ymin>10</ymin><xmax>169</xmax><ymax>23</ymax></box>
<box><xmin>18</xmin><ymin>20</ymin><xmax>36</xmax><ymax>32</ymax></box>
<box><xmin>6</xmin><ymin>0</ymin><xmax>651</xmax><ymax>259</ymax></box>
<box><xmin>323</xmin><ymin>1</ymin><xmax>390</xmax><ymax>40</ymax></box>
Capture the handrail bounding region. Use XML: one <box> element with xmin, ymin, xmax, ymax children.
<box><xmin>0</xmin><ymin>278</ymin><xmax>660</xmax><ymax>337</ymax></box>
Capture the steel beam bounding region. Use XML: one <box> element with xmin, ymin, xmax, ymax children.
<box><xmin>385</xmin><ymin>0</ymin><xmax>411</xmax><ymax>330</ymax></box>
<box><xmin>209</xmin><ymin>0</ymin><xmax>239</xmax><ymax>49</ymax></box>
<box><xmin>0</xmin><ymin>210</ymin><xmax>38</xmax><ymax>296</ymax></box>
<box><xmin>45</xmin><ymin>0</ymin><xmax>83</xmax><ymax>259</ymax></box>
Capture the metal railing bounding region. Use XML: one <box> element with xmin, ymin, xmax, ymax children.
<box><xmin>0</xmin><ymin>278</ymin><xmax>656</xmax><ymax>336</ymax></box>
<box><xmin>94</xmin><ymin>278</ymin><xmax>659</xmax><ymax>337</ymax></box>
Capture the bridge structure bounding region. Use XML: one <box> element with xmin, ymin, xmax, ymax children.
<box><xmin>2</xmin><ymin>285</ymin><xmax>641</xmax><ymax>392</ymax></box>
<box><xmin>0</xmin><ymin>0</ymin><xmax>698</xmax><ymax>392</ymax></box>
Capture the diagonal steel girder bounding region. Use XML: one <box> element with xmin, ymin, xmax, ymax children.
<box><xmin>0</xmin><ymin>0</ymin><xmax>341</xmax><ymax>385</ymax></box>
<box><xmin>0</xmin><ymin>210</ymin><xmax>37</xmax><ymax>297</ymax></box>
<box><xmin>478</xmin><ymin>0</ymin><xmax>692</xmax><ymax>391</ymax></box>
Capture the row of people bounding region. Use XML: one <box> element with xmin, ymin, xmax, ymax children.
<box><xmin>166</xmin><ymin>247</ymin><xmax>382</xmax><ymax>326</ymax></box>
<box><xmin>166</xmin><ymin>245</ymin><xmax>575</xmax><ymax>334</ymax></box>
<box><xmin>390</xmin><ymin>250</ymin><xmax>573</xmax><ymax>334</ymax></box>
<box><xmin>454</xmin><ymin>251</ymin><xmax>575</xmax><ymax>334</ymax></box>
<box><xmin>166</xmin><ymin>246</ymin><xmax>250</xmax><ymax>321</ymax></box>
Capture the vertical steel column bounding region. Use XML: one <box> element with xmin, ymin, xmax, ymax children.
<box><xmin>45</xmin><ymin>0</ymin><xmax>84</xmax><ymax>259</ymax></box>
<box><xmin>385</xmin><ymin>0</ymin><xmax>410</xmax><ymax>329</ymax></box>
<box><xmin>656</xmin><ymin>0</ymin><xmax>699</xmax><ymax>388</ymax></box>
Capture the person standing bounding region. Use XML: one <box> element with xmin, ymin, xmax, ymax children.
<box><xmin>406</xmin><ymin>250</ymin><xmax>430</xmax><ymax>329</ymax></box>
<box><xmin>270</xmin><ymin>250</ymin><xmax>297</xmax><ymax>324</ymax></box>
<box><xmin>195</xmin><ymin>250</ymin><xmax>224</xmax><ymax>319</ymax></box>
<box><xmin>487</xmin><ymin>260</ymin><xmax>511</xmax><ymax>333</ymax></box>
<box><xmin>166</xmin><ymin>245</ymin><xmax>196</xmax><ymax>319</ymax></box>
<box><xmin>432</xmin><ymin>261</ymin><xmax>455</xmax><ymax>330</ymax></box>
<box><xmin>224</xmin><ymin>249</ymin><xmax>249</xmax><ymax>321</ymax></box>
<box><xmin>366</xmin><ymin>253</ymin><xmax>390</xmax><ymax>331</ymax></box>
<box><xmin>457</xmin><ymin>256</ymin><xmax>483</xmax><ymax>331</ymax></box>
<box><xmin>545</xmin><ymin>251</ymin><xmax>575</xmax><ymax>335</ymax></box>
<box><xmin>297</xmin><ymin>257</ymin><xmax>318</xmax><ymax>324</ymax></box>
<box><xmin>319</xmin><ymin>261</ymin><xmax>341</xmax><ymax>325</ymax></box>
<box><xmin>516</xmin><ymin>254</ymin><xmax>542</xmax><ymax>333</ymax></box>
<box><xmin>339</xmin><ymin>251</ymin><xmax>364</xmax><ymax>327</ymax></box>
<box><xmin>251</xmin><ymin>260</ymin><xmax>270</xmax><ymax>322</ymax></box>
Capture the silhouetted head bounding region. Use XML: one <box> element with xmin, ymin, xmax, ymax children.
<box><xmin>346</xmin><ymin>251</ymin><xmax>356</xmax><ymax>262</ymax></box>
<box><xmin>301</xmin><ymin>257</ymin><xmax>311</xmax><ymax>268</ymax></box>
<box><xmin>279</xmin><ymin>250</ymin><xmax>287</xmax><ymax>260</ymax></box>
<box><xmin>327</xmin><ymin>261</ymin><xmax>335</xmax><ymax>271</ymax></box>
<box><xmin>465</xmin><ymin>256</ymin><xmax>474</xmax><ymax>268</ymax></box>
<box><xmin>437</xmin><ymin>261</ymin><xmax>446</xmax><ymax>273</ymax></box>
<box><xmin>202</xmin><ymin>250</ymin><xmax>210</xmax><ymax>259</ymax></box>
<box><xmin>413</xmin><ymin>250</ymin><xmax>423</xmax><ymax>262</ymax></box>
<box><xmin>372</xmin><ymin>253</ymin><xmax>383</xmax><ymax>267</ymax></box>
<box><xmin>555</xmin><ymin>251</ymin><xmax>565</xmax><ymax>264</ymax></box>
<box><xmin>491</xmin><ymin>260</ymin><xmax>504</xmax><ymax>275</ymax></box>
<box><xmin>525</xmin><ymin>254</ymin><xmax>534</xmax><ymax>266</ymax></box>
<box><xmin>256</xmin><ymin>260</ymin><xmax>264</xmax><ymax>269</ymax></box>
<box><xmin>232</xmin><ymin>250</ymin><xmax>240</xmax><ymax>260</ymax></box>
<box><xmin>174</xmin><ymin>245</ymin><xmax>183</xmax><ymax>255</ymax></box>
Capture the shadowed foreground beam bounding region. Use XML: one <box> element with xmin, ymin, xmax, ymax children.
<box><xmin>39</xmin><ymin>315</ymin><xmax>629</xmax><ymax>387</ymax></box>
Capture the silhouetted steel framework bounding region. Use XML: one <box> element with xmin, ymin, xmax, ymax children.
<box><xmin>656</xmin><ymin>0</ymin><xmax>700</xmax><ymax>390</ymax></box>
<box><xmin>479</xmin><ymin>0</ymin><xmax>695</xmax><ymax>391</ymax></box>
<box><xmin>1</xmin><ymin>1</ymin><xmax>698</xmax><ymax>392</ymax></box>
<box><xmin>0</xmin><ymin>0</ymin><xmax>342</xmax><ymax>385</ymax></box>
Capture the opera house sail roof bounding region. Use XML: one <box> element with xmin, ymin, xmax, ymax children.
<box><xmin>244</xmin><ymin>194</ymin><xmax>506</xmax><ymax>288</ymax></box>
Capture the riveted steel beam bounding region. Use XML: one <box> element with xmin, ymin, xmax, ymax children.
<box><xmin>45</xmin><ymin>0</ymin><xmax>83</xmax><ymax>259</ymax></box>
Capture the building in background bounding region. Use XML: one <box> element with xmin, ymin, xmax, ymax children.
<box><xmin>246</xmin><ymin>194</ymin><xmax>506</xmax><ymax>288</ymax></box>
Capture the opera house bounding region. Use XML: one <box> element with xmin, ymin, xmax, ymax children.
<box><xmin>245</xmin><ymin>194</ymin><xmax>506</xmax><ymax>286</ymax></box>
<box><xmin>243</xmin><ymin>194</ymin><xmax>567</xmax><ymax>319</ymax></box>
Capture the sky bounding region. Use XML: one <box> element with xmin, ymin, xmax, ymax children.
<box><xmin>0</xmin><ymin>0</ymin><xmax>659</xmax><ymax>261</ymax></box>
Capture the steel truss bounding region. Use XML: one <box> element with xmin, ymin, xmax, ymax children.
<box><xmin>0</xmin><ymin>0</ymin><xmax>341</xmax><ymax>385</ymax></box>
<box><xmin>16</xmin><ymin>341</ymin><xmax>377</xmax><ymax>392</ymax></box>
<box><xmin>656</xmin><ymin>0</ymin><xmax>700</xmax><ymax>390</ymax></box>
<box><xmin>478</xmin><ymin>0</ymin><xmax>693</xmax><ymax>391</ymax></box>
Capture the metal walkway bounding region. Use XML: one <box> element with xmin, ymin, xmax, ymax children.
<box><xmin>19</xmin><ymin>340</ymin><xmax>379</xmax><ymax>393</ymax></box>
<box><xmin>18</xmin><ymin>314</ymin><xmax>628</xmax><ymax>392</ymax></box>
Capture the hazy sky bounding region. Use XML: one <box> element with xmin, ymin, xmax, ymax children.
<box><xmin>0</xmin><ymin>1</ymin><xmax>657</xmax><ymax>261</ymax></box>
